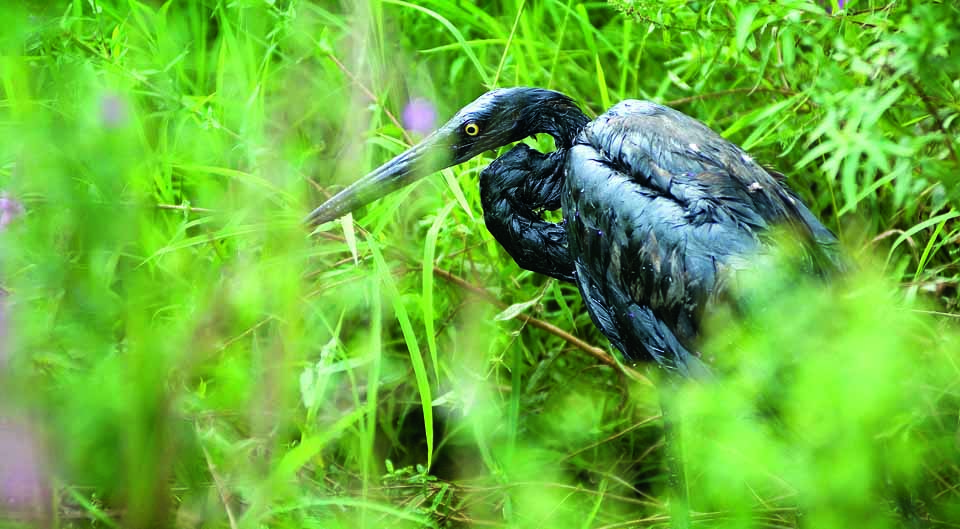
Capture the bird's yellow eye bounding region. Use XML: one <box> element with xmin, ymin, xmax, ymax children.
<box><xmin>464</xmin><ymin>122</ymin><xmax>480</xmax><ymax>136</ymax></box>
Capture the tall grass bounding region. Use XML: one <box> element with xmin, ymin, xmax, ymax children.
<box><xmin>0</xmin><ymin>1</ymin><xmax>958</xmax><ymax>528</ymax></box>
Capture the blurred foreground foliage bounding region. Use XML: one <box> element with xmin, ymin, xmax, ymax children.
<box><xmin>0</xmin><ymin>1</ymin><xmax>958</xmax><ymax>528</ymax></box>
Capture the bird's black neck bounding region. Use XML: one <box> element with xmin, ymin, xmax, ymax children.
<box><xmin>517</xmin><ymin>92</ymin><xmax>591</xmax><ymax>149</ymax></box>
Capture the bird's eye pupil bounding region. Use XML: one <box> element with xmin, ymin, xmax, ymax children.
<box><xmin>465</xmin><ymin>123</ymin><xmax>479</xmax><ymax>136</ymax></box>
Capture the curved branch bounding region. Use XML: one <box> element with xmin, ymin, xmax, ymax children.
<box><xmin>308</xmin><ymin>227</ymin><xmax>653</xmax><ymax>386</ymax></box>
<box><xmin>430</xmin><ymin>267</ymin><xmax>653</xmax><ymax>386</ymax></box>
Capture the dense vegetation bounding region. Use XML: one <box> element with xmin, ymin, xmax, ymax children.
<box><xmin>1</xmin><ymin>1</ymin><xmax>958</xmax><ymax>528</ymax></box>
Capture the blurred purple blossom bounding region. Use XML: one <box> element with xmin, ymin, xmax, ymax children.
<box><xmin>0</xmin><ymin>418</ymin><xmax>48</xmax><ymax>515</ymax></box>
<box><xmin>100</xmin><ymin>93</ymin><xmax>128</xmax><ymax>128</ymax></box>
<box><xmin>820</xmin><ymin>0</ymin><xmax>845</xmax><ymax>13</ymax></box>
<box><xmin>0</xmin><ymin>193</ymin><xmax>23</xmax><ymax>230</ymax></box>
<box><xmin>402</xmin><ymin>98</ymin><xmax>437</xmax><ymax>136</ymax></box>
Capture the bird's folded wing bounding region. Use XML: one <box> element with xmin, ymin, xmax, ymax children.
<box><xmin>580</xmin><ymin>100</ymin><xmax>843</xmax><ymax>274</ymax></box>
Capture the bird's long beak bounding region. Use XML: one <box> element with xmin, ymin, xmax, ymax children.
<box><xmin>305</xmin><ymin>131</ymin><xmax>455</xmax><ymax>226</ymax></box>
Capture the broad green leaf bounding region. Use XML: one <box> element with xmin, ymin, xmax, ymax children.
<box><xmin>494</xmin><ymin>297</ymin><xmax>541</xmax><ymax>321</ymax></box>
<box><xmin>735</xmin><ymin>5</ymin><xmax>761</xmax><ymax>52</ymax></box>
<box><xmin>422</xmin><ymin>200</ymin><xmax>457</xmax><ymax>385</ymax></box>
<box><xmin>369</xmin><ymin>236</ymin><xmax>434</xmax><ymax>470</ymax></box>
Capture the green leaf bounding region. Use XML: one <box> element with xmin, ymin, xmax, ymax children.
<box><xmin>442</xmin><ymin>168</ymin><xmax>475</xmax><ymax>220</ymax></box>
<box><xmin>382</xmin><ymin>0</ymin><xmax>490</xmax><ymax>86</ymax></box>
<box><xmin>886</xmin><ymin>209</ymin><xmax>960</xmax><ymax>267</ymax></box>
<box><xmin>369</xmin><ymin>235</ymin><xmax>434</xmax><ymax>470</ymax></box>
<box><xmin>494</xmin><ymin>297</ymin><xmax>540</xmax><ymax>321</ymax></box>
<box><xmin>341</xmin><ymin>213</ymin><xmax>359</xmax><ymax>265</ymax></box>
<box><xmin>422</xmin><ymin>200</ymin><xmax>457</xmax><ymax>386</ymax></box>
<box><xmin>780</xmin><ymin>26</ymin><xmax>796</xmax><ymax>68</ymax></box>
<box><xmin>735</xmin><ymin>5</ymin><xmax>761</xmax><ymax>52</ymax></box>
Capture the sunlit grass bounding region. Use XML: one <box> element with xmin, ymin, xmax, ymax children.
<box><xmin>0</xmin><ymin>1</ymin><xmax>958</xmax><ymax>528</ymax></box>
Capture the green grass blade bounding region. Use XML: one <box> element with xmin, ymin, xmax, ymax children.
<box><xmin>886</xmin><ymin>209</ymin><xmax>960</xmax><ymax>270</ymax></box>
<box><xmin>913</xmin><ymin>217</ymin><xmax>949</xmax><ymax>282</ymax></box>
<box><xmin>382</xmin><ymin>0</ymin><xmax>491</xmax><ymax>86</ymax></box>
<box><xmin>369</xmin><ymin>233</ymin><xmax>434</xmax><ymax>470</ymax></box>
<box><xmin>423</xmin><ymin>200</ymin><xmax>457</xmax><ymax>385</ymax></box>
<box><xmin>492</xmin><ymin>0</ymin><xmax>525</xmax><ymax>88</ymax></box>
<box><xmin>363</xmin><ymin>279</ymin><xmax>384</xmax><ymax>493</ymax></box>
<box><xmin>441</xmin><ymin>167</ymin><xmax>475</xmax><ymax>220</ymax></box>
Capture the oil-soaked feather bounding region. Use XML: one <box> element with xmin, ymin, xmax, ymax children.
<box><xmin>562</xmin><ymin>99</ymin><xmax>843</xmax><ymax>371</ymax></box>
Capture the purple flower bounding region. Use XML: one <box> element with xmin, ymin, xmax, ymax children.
<box><xmin>402</xmin><ymin>98</ymin><xmax>437</xmax><ymax>136</ymax></box>
<box><xmin>100</xmin><ymin>93</ymin><xmax>128</xmax><ymax>128</ymax></box>
<box><xmin>0</xmin><ymin>418</ymin><xmax>49</xmax><ymax>514</ymax></box>
<box><xmin>820</xmin><ymin>0</ymin><xmax>845</xmax><ymax>13</ymax></box>
<box><xmin>0</xmin><ymin>193</ymin><xmax>23</xmax><ymax>229</ymax></box>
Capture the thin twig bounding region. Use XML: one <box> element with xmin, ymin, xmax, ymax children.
<box><xmin>871</xmin><ymin>228</ymin><xmax>916</xmax><ymax>247</ymax></box>
<box><xmin>616</xmin><ymin>7</ymin><xmax>698</xmax><ymax>32</ymax></box>
<box><xmin>774</xmin><ymin>29</ymin><xmax>790</xmax><ymax>90</ymax></box>
<box><xmin>430</xmin><ymin>267</ymin><xmax>653</xmax><ymax>386</ymax></box>
<box><xmin>450</xmin><ymin>480</ymin><xmax>659</xmax><ymax>507</ymax></box>
<box><xmin>911</xmin><ymin>309</ymin><xmax>960</xmax><ymax>319</ymax></box>
<box><xmin>491</xmin><ymin>1</ymin><xmax>525</xmax><ymax>88</ymax></box>
<box><xmin>217</xmin><ymin>317</ymin><xmax>273</xmax><ymax>352</ymax></box>
<box><xmin>325</xmin><ymin>52</ymin><xmax>414</xmax><ymax>146</ymax></box>
<box><xmin>197</xmin><ymin>425</ymin><xmax>239</xmax><ymax>529</ymax></box>
<box><xmin>306</xmin><ymin>228</ymin><xmax>651</xmax><ymax>383</ymax></box>
<box><xmin>156</xmin><ymin>203</ymin><xmax>216</xmax><ymax>213</ymax></box>
<box><xmin>562</xmin><ymin>413</ymin><xmax>662</xmax><ymax>461</ymax></box>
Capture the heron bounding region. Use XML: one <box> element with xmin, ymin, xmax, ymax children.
<box><xmin>305</xmin><ymin>87</ymin><xmax>843</xmax><ymax>527</ymax></box>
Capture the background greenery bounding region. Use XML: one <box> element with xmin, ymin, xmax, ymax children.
<box><xmin>1</xmin><ymin>0</ymin><xmax>958</xmax><ymax>528</ymax></box>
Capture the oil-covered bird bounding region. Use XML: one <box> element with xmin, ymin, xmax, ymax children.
<box><xmin>306</xmin><ymin>87</ymin><xmax>842</xmax><ymax>376</ymax></box>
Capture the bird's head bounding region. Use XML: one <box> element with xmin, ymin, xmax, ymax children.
<box><xmin>306</xmin><ymin>87</ymin><xmax>584</xmax><ymax>226</ymax></box>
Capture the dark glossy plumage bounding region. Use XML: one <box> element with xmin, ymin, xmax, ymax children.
<box><xmin>479</xmin><ymin>144</ymin><xmax>574</xmax><ymax>282</ymax></box>
<box><xmin>306</xmin><ymin>88</ymin><xmax>842</xmax><ymax>377</ymax></box>
<box><xmin>563</xmin><ymin>100</ymin><xmax>841</xmax><ymax>375</ymax></box>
